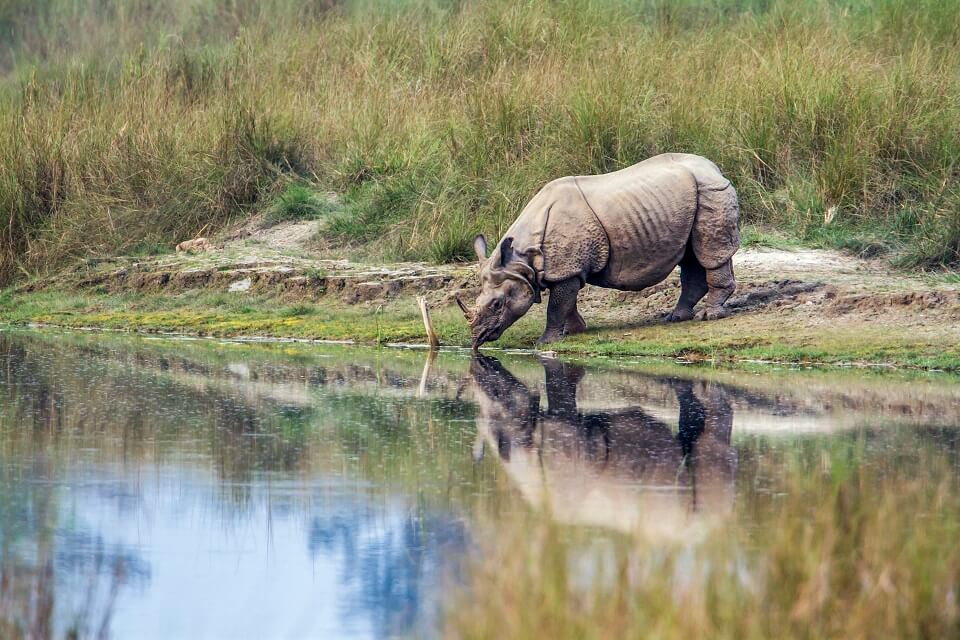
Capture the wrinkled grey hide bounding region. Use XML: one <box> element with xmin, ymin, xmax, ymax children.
<box><xmin>461</xmin><ymin>153</ymin><xmax>740</xmax><ymax>349</ymax></box>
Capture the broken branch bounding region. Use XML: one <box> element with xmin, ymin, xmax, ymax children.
<box><xmin>417</xmin><ymin>296</ymin><xmax>440</xmax><ymax>350</ymax></box>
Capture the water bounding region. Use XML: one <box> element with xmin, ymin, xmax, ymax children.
<box><xmin>1</xmin><ymin>329</ymin><xmax>959</xmax><ymax>639</ymax></box>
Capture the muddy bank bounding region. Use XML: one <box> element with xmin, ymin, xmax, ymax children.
<box><xmin>22</xmin><ymin>243</ymin><xmax>959</xmax><ymax>332</ymax></box>
<box><xmin>5</xmin><ymin>219</ymin><xmax>960</xmax><ymax>370</ymax></box>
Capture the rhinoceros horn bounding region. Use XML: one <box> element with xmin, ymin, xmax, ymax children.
<box><xmin>455</xmin><ymin>295</ymin><xmax>473</xmax><ymax>321</ymax></box>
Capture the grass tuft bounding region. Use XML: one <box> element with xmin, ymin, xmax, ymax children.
<box><xmin>262</xmin><ymin>184</ymin><xmax>337</xmax><ymax>227</ymax></box>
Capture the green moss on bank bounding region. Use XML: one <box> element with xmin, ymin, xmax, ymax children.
<box><xmin>2</xmin><ymin>289</ymin><xmax>958</xmax><ymax>372</ymax></box>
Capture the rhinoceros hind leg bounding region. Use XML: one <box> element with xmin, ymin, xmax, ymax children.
<box><xmin>667</xmin><ymin>250</ymin><xmax>708</xmax><ymax>322</ymax></box>
<box><xmin>695</xmin><ymin>259</ymin><xmax>736</xmax><ymax>321</ymax></box>
<box><xmin>540</xmin><ymin>277</ymin><xmax>584</xmax><ymax>344</ymax></box>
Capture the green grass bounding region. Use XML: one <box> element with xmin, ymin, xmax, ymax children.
<box><xmin>1</xmin><ymin>0</ymin><xmax>959</xmax><ymax>284</ymax></box>
<box><xmin>738</xmin><ymin>224</ymin><xmax>805</xmax><ymax>251</ymax></box>
<box><xmin>262</xmin><ymin>183</ymin><xmax>337</xmax><ymax>227</ymax></box>
<box><xmin>127</xmin><ymin>240</ymin><xmax>176</xmax><ymax>257</ymax></box>
<box><xmin>2</xmin><ymin>288</ymin><xmax>959</xmax><ymax>371</ymax></box>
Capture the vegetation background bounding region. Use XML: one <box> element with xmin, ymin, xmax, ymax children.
<box><xmin>1</xmin><ymin>0</ymin><xmax>959</xmax><ymax>286</ymax></box>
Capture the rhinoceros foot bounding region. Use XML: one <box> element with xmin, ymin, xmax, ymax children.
<box><xmin>538</xmin><ymin>329</ymin><xmax>566</xmax><ymax>344</ymax></box>
<box><xmin>564</xmin><ymin>311</ymin><xmax>587</xmax><ymax>335</ymax></box>
<box><xmin>695</xmin><ymin>306</ymin><xmax>731</xmax><ymax>321</ymax></box>
<box><xmin>665</xmin><ymin>307</ymin><xmax>695</xmax><ymax>322</ymax></box>
<box><xmin>539</xmin><ymin>318</ymin><xmax>587</xmax><ymax>345</ymax></box>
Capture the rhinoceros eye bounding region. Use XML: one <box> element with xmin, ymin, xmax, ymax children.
<box><xmin>490</xmin><ymin>298</ymin><xmax>503</xmax><ymax>311</ymax></box>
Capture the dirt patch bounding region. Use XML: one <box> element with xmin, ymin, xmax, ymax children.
<box><xmin>572</xmin><ymin>277</ymin><xmax>829</xmax><ymax>326</ymax></box>
<box><xmin>220</xmin><ymin>215</ymin><xmax>322</xmax><ymax>251</ymax></box>
<box><xmin>824</xmin><ymin>290</ymin><xmax>960</xmax><ymax>318</ymax></box>
<box><xmin>33</xmin><ymin>254</ymin><xmax>473</xmax><ymax>306</ymax></box>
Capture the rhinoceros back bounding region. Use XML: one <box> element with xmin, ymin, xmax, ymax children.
<box><xmin>503</xmin><ymin>154</ymin><xmax>739</xmax><ymax>292</ymax></box>
<box><xmin>578</xmin><ymin>156</ymin><xmax>697</xmax><ymax>289</ymax></box>
<box><xmin>580</xmin><ymin>153</ymin><xmax>738</xmax><ymax>289</ymax></box>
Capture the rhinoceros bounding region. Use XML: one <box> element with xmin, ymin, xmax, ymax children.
<box><xmin>458</xmin><ymin>153</ymin><xmax>740</xmax><ymax>349</ymax></box>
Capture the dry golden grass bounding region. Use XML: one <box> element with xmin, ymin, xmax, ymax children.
<box><xmin>2</xmin><ymin>0</ymin><xmax>959</xmax><ymax>284</ymax></box>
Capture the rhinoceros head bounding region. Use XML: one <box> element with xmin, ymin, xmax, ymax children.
<box><xmin>457</xmin><ymin>235</ymin><xmax>542</xmax><ymax>351</ymax></box>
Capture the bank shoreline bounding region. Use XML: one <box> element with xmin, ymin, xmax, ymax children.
<box><xmin>2</xmin><ymin>304</ymin><xmax>958</xmax><ymax>374</ymax></box>
<box><xmin>3</xmin><ymin>241</ymin><xmax>959</xmax><ymax>373</ymax></box>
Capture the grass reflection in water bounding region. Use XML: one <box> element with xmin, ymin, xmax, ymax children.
<box><xmin>0</xmin><ymin>329</ymin><xmax>958</xmax><ymax>638</ymax></box>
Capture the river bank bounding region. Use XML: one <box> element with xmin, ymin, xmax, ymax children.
<box><xmin>3</xmin><ymin>219</ymin><xmax>959</xmax><ymax>372</ymax></box>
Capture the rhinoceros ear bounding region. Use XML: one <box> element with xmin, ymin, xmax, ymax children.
<box><xmin>473</xmin><ymin>235</ymin><xmax>488</xmax><ymax>262</ymax></box>
<box><xmin>498</xmin><ymin>237</ymin><xmax>514</xmax><ymax>267</ymax></box>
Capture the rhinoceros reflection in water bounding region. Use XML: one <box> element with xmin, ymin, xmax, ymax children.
<box><xmin>469</xmin><ymin>355</ymin><xmax>737</xmax><ymax>540</ymax></box>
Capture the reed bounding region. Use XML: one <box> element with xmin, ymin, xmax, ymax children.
<box><xmin>2</xmin><ymin>0</ymin><xmax>959</xmax><ymax>284</ymax></box>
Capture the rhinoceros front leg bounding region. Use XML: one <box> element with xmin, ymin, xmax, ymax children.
<box><xmin>695</xmin><ymin>259</ymin><xmax>736</xmax><ymax>321</ymax></box>
<box><xmin>539</xmin><ymin>277</ymin><xmax>586</xmax><ymax>344</ymax></box>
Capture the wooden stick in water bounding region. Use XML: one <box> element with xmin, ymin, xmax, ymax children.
<box><xmin>417</xmin><ymin>296</ymin><xmax>440</xmax><ymax>350</ymax></box>
<box><xmin>417</xmin><ymin>347</ymin><xmax>437</xmax><ymax>398</ymax></box>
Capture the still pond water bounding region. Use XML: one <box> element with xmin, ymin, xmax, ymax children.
<box><xmin>1</xmin><ymin>329</ymin><xmax>959</xmax><ymax>638</ymax></box>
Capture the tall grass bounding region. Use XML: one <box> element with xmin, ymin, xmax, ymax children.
<box><xmin>1</xmin><ymin>0</ymin><xmax>959</xmax><ymax>284</ymax></box>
